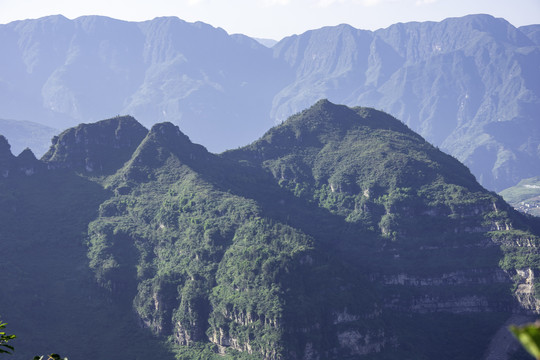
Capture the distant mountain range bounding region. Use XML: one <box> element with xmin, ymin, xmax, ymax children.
<box><xmin>0</xmin><ymin>14</ymin><xmax>538</xmax><ymax>190</ymax></box>
<box><xmin>2</xmin><ymin>101</ymin><xmax>540</xmax><ymax>359</ymax></box>
<box><xmin>254</xmin><ymin>38</ymin><xmax>278</xmax><ymax>48</ymax></box>
<box><xmin>0</xmin><ymin>118</ymin><xmax>57</xmax><ymax>157</ymax></box>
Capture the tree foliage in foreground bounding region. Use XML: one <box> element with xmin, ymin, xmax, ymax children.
<box><xmin>0</xmin><ymin>320</ymin><xmax>15</xmax><ymax>355</ymax></box>
<box><xmin>510</xmin><ymin>321</ymin><xmax>540</xmax><ymax>360</ymax></box>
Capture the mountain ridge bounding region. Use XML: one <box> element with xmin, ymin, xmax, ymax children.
<box><xmin>41</xmin><ymin>115</ymin><xmax>148</xmax><ymax>173</ymax></box>
<box><xmin>0</xmin><ymin>118</ymin><xmax>57</xmax><ymax>157</ymax></box>
<box><xmin>1</xmin><ymin>14</ymin><xmax>539</xmax><ymax>190</ymax></box>
<box><xmin>2</xmin><ymin>101</ymin><xmax>539</xmax><ymax>359</ymax></box>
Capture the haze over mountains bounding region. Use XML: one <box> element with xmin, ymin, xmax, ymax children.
<box><xmin>0</xmin><ymin>118</ymin><xmax>56</xmax><ymax>156</ymax></box>
<box><xmin>1</xmin><ymin>14</ymin><xmax>539</xmax><ymax>190</ymax></box>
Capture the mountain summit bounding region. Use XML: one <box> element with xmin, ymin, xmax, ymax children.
<box><xmin>2</xmin><ymin>101</ymin><xmax>540</xmax><ymax>359</ymax></box>
<box><xmin>0</xmin><ymin>14</ymin><xmax>538</xmax><ymax>190</ymax></box>
<box><xmin>41</xmin><ymin>115</ymin><xmax>148</xmax><ymax>173</ymax></box>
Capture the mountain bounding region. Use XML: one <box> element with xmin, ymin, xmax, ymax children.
<box><xmin>41</xmin><ymin>115</ymin><xmax>148</xmax><ymax>173</ymax></box>
<box><xmin>0</xmin><ymin>135</ymin><xmax>43</xmax><ymax>177</ymax></box>
<box><xmin>0</xmin><ymin>14</ymin><xmax>538</xmax><ymax>191</ymax></box>
<box><xmin>2</xmin><ymin>101</ymin><xmax>540</xmax><ymax>359</ymax></box>
<box><xmin>520</xmin><ymin>25</ymin><xmax>540</xmax><ymax>45</ymax></box>
<box><xmin>254</xmin><ymin>38</ymin><xmax>278</xmax><ymax>48</ymax></box>
<box><xmin>500</xmin><ymin>177</ymin><xmax>540</xmax><ymax>216</ymax></box>
<box><xmin>271</xmin><ymin>15</ymin><xmax>540</xmax><ymax>191</ymax></box>
<box><xmin>0</xmin><ymin>15</ymin><xmax>289</xmax><ymax>152</ymax></box>
<box><xmin>0</xmin><ymin>119</ymin><xmax>57</xmax><ymax>157</ymax></box>
<box><xmin>0</xmin><ymin>120</ymin><xmax>173</xmax><ymax>359</ymax></box>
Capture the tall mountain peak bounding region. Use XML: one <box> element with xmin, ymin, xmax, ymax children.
<box><xmin>111</xmin><ymin>121</ymin><xmax>210</xmax><ymax>187</ymax></box>
<box><xmin>0</xmin><ymin>135</ymin><xmax>15</xmax><ymax>177</ymax></box>
<box><xmin>1</xmin><ymin>13</ymin><xmax>538</xmax><ymax>190</ymax></box>
<box><xmin>229</xmin><ymin>100</ymin><xmax>479</xmax><ymax>195</ymax></box>
<box><xmin>0</xmin><ymin>135</ymin><xmax>12</xmax><ymax>156</ymax></box>
<box><xmin>17</xmin><ymin>147</ymin><xmax>38</xmax><ymax>162</ymax></box>
<box><xmin>294</xmin><ymin>98</ymin><xmax>352</xmax><ymax>121</ymax></box>
<box><xmin>42</xmin><ymin>115</ymin><xmax>148</xmax><ymax>173</ymax></box>
<box><xmin>141</xmin><ymin>122</ymin><xmax>208</xmax><ymax>159</ymax></box>
<box><xmin>16</xmin><ymin>148</ymin><xmax>42</xmax><ymax>175</ymax></box>
<box><xmin>262</xmin><ymin>100</ymin><xmax>419</xmax><ymax>151</ymax></box>
<box><xmin>148</xmin><ymin>122</ymin><xmax>191</xmax><ymax>143</ymax></box>
<box><xmin>2</xmin><ymin>102</ymin><xmax>540</xmax><ymax>359</ymax></box>
<box><xmin>147</xmin><ymin>121</ymin><xmax>204</xmax><ymax>159</ymax></box>
<box><xmin>0</xmin><ymin>136</ymin><xmax>44</xmax><ymax>177</ymax></box>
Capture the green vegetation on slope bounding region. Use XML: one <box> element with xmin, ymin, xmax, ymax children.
<box><xmin>500</xmin><ymin>177</ymin><xmax>540</xmax><ymax>216</ymax></box>
<box><xmin>0</xmin><ymin>170</ymin><xmax>173</xmax><ymax>360</ymax></box>
<box><xmin>2</xmin><ymin>101</ymin><xmax>540</xmax><ymax>359</ymax></box>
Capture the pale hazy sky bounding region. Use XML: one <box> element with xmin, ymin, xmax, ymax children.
<box><xmin>0</xmin><ymin>0</ymin><xmax>538</xmax><ymax>40</ymax></box>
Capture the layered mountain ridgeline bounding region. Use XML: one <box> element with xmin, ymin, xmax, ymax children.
<box><xmin>271</xmin><ymin>15</ymin><xmax>540</xmax><ymax>191</ymax></box>
<box><xmin>0</xmin><ymin>118</ymin><xmax>172</xmax><ymax>359</ymax></box>
<box><xmin>254</xmin><ymin>38</ymin><xmax>278</xmax><ymax>48</ymax></box>
<box><xmin>41</xmin><ymin>115</ymin><xmax>148</xmax><ymax>173</ymax></box>
<box><xmin>520</xmin><ymin>25</ymin><xmax>540</xmax><ymax>45</ymax></box>
<box><xmin>0</xmin><ymin>15</ymin><xmax>288</xmax><ymax>152</ymax></box>
<box><xmin>0</xmin><ymin>119</ymin><xmax>57</xmax><ymax>158</ymax></box>
<box><xmin>2</xmin><ymin>101</ymin><xmax>540</xmax><ymax>359</ymax></box>
<box><xmin>1</xmin><ymin>14</ymin><xmax>539</xmax><ymax>191</ymax></box>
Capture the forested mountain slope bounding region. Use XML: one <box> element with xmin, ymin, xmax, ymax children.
<box><xmin>271</xmin><ymin>15</ymin><xmax>540</xmax><ymax>191</ymax></box>
<box><xmin>0</xmin><ymin>14</ymin><xmax>538</xmax><ymax>190</ymax></box>
<box><xmin>0</xmin><ymin>119</ymin><xmax>172</xmax><ymax>359</ymax></box>
<box><xmin>1</xmin><ymin>101</ymin><xmax>540</xmax><ymax>359</ymax></box>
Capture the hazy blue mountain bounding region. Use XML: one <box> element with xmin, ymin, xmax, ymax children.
<box><xmin>0</xmin><ymin>14</ymin><xmax>538</xmax><ymax>190</ymax></box>
<box><xmin>253</xmin><ymin>37</ymin><xmax>278</xmax><ymax>48</ymax></box>
<box><xmin>0</xmin><ymin>118</ymin><xmax>57</xmax><ymax>157</ymax></box>
<box><xmin>0</xmin><ymin>15</ymin><xmax>290</xmax><ymax>152</ymax></box>
<box><xmin>272</xmin><ymin>15</ymin><xmax>540</xmax><ymax>191</ymax></box>
<box><xmin>520</xmin><ymin>25</ymin><xmax>540</xmax><ymax>45</ymax></box>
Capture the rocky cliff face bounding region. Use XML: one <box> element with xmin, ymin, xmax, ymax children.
<box><xmin>3</xmin><ymin>102</ymin><xmax>540</xmax><ymax>359</ymax></box>
<box><xmin>221</xmin><ymin>100</ymin><xmax>540</xmax><ymax>358</ymax></box>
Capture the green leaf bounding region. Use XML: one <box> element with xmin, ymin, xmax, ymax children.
<box><xmin>510</xmin><ymin>322</ymin><xmax>540</xmax><ymax>359</ymax></box>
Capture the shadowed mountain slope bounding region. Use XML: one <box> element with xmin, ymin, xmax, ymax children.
<box><xmin>2</xmin><ymin>101</ymin><xmax>540</xmax><ymax>359</ymax></box>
